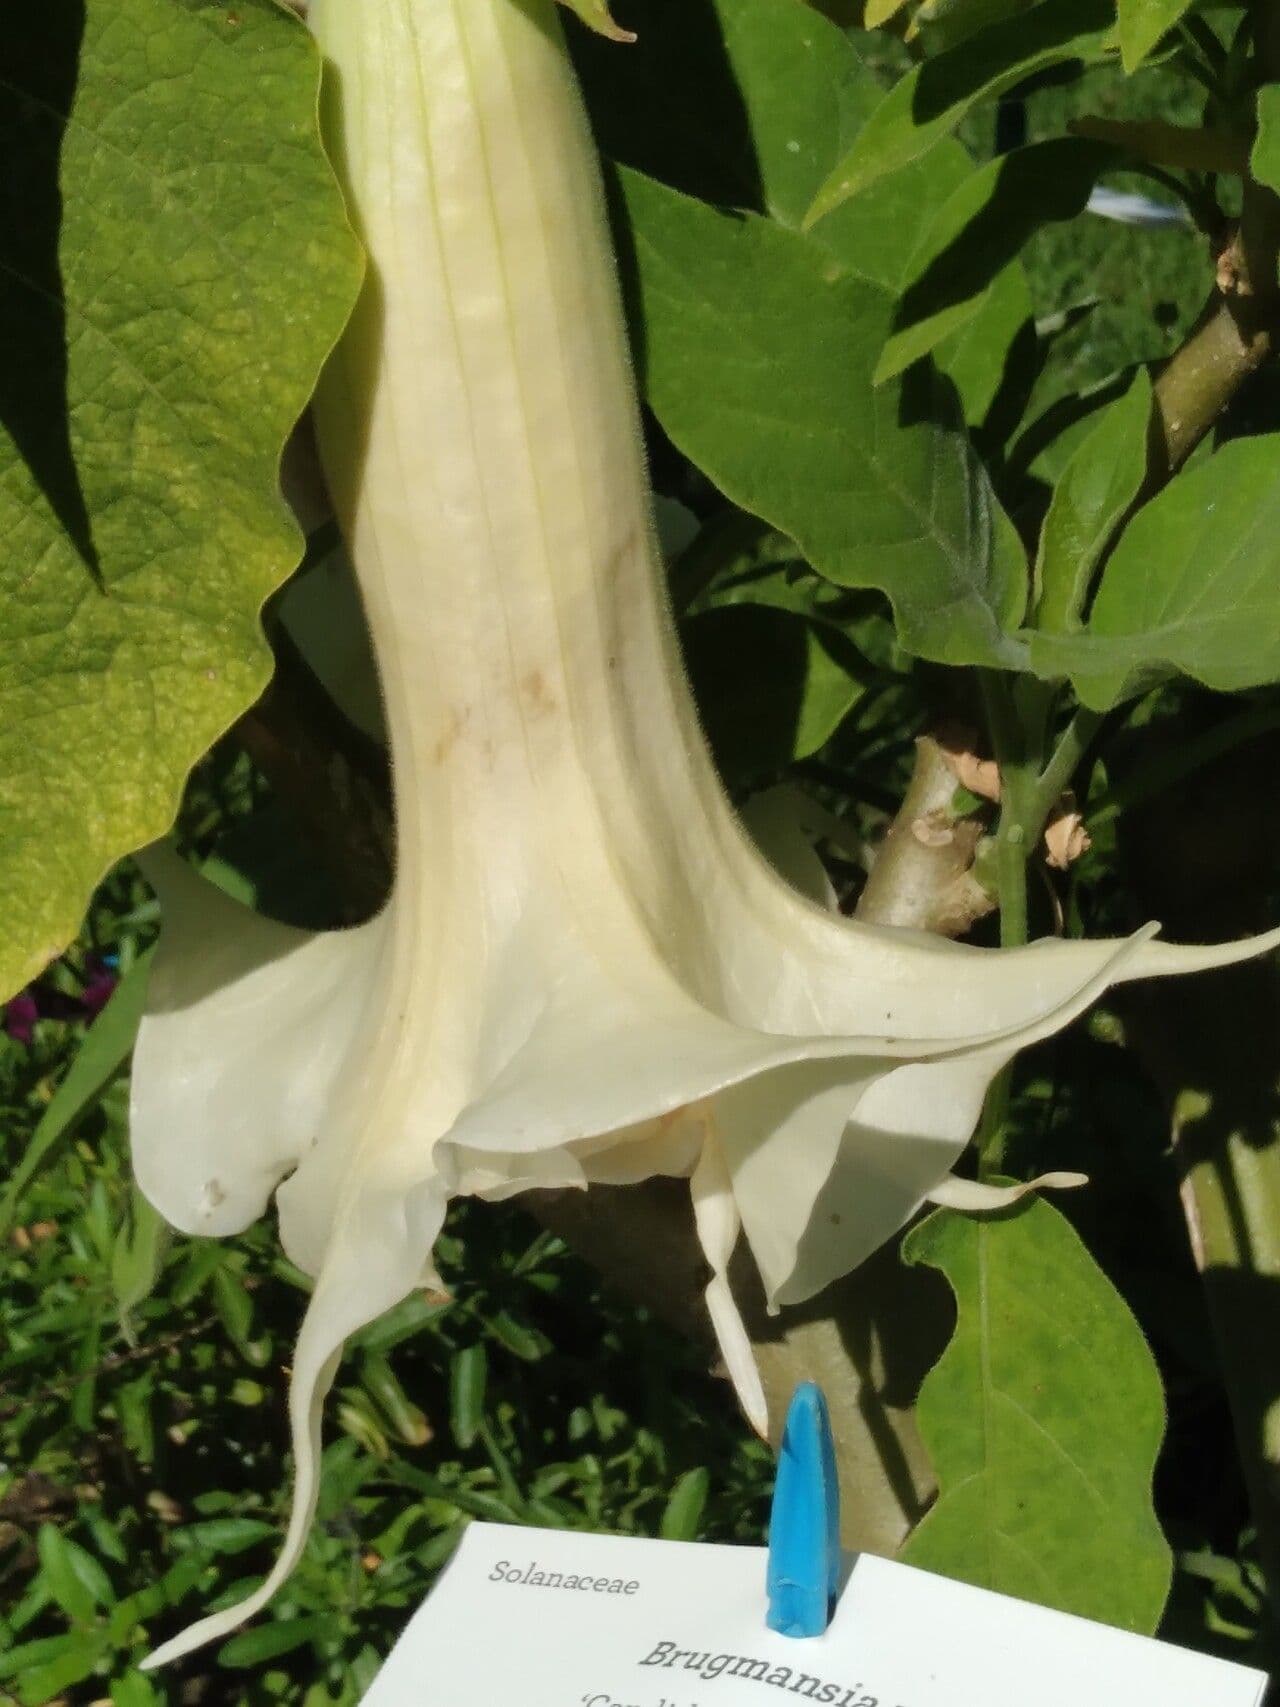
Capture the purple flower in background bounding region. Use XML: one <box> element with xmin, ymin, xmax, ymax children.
<box><xmin>80</xmin><ymin>958</ymin><xmax>119</xmax><ymax>1018</ymax></box>
<box><xmin>3</xmin><ymin>957</ymin><xmax>118</xmax><ymax>1047</ymax></box>
<box><xmin>4</xmin><ymin>992</ymin><xmax>39</xmax><ymax>1046</ymax></box>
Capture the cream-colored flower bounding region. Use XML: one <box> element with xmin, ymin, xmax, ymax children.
<box><xmin>134</xmin><ymin>0</ymin><xmax>1279</xmax><ymax>1667</ymax></box>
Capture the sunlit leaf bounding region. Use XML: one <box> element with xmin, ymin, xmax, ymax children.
<box><xmin>619</xmin><ymin>168</ymin><xmax>1029</xmax><ymax>667</ymax></box>
<box><xmin>1029</xmin><ymin>436</ymin><xmax>1280</xmax><ymax>706</ymax></box>
<box><xmin>875</xmin><ymin>139</ymin><xmax>1115</xmax><ymax>384</ymax></box>
<box><xmin>572</xmin><ymin>0</ymin><xmax>974</xmax><ymax>293</ymax></box>
<box><xmin>805</xmin><ymin>0</ymin><xmax>1114</xmax><ymax>219</ymax></box>
<box><xmin>660</xmin><ymin>1467</ymin><xmax>711</xmax><ymax>1540</ymax></box>
<box><xmin>1034</xmin><ymin>369</ymin><xmax>1153</xmax><ymax>634</ymax></box>
<box><xmin>1117</xmin><ymin>0</ymin><xmax>1196</xmax><ymax>73</ymax></box>
<box><xmin>0</xmin><ymin>0</ymin><xmax>361</xmax><ymax>1001</ymax></box>
<box><xmin>1252</xmin><ymin>85</ymin><xmax>1280</xmax><ymax>196</ymax></box>
<box><xmin>902</xmin><ymin>1199</ymin><xmax>1171</xmax><ymax>1633</ymax></box>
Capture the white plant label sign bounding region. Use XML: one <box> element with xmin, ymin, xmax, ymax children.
<box><xmin>359</xmin><ymin>1521</ymin><xmax>1267</xmax><ymax>1706</ymax></box>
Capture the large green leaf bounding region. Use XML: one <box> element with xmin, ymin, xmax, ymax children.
<box><xmin>1029</xmin><ymin>436</ymin><xmax>1280</xmax><ymax>707</ymax></box>
<box><xmin>806</xmin><ymin>0</ymin><xmax>1115</xmax><ymax>219</ymax></box>
<box><xmin>0</xmin><ymin>0</ymin><xmax>361</xmax><ymax>1000</ymax></box>
<box><xmin>1252</xmin><ymin>84</ymin><xmax>1280</xmax><ymax>196</ymax></box>
<box><xmin>619</xmin><ymin>168</ymin><xmax>1029</xmax><ymax>668</ymax></box>
<box><xmin>572</xmin><ymin>0</ymin><xmax>1030</xmax><ymax>426</ymax></box>
<box><xmin>902</xmin><ymin>1200</ymin><xmax>1171</xmax><ymax>1634</ymax></box>
<box><xmin>1033</xmin><ymin>369</ymin><xmax>1152</xmax><ymax>634</ymax></box>
<box><xmin>1117</xmin><ymin>0</ymin><xmax>1196</xmax><ymax>72</ymax></box>
<box><xmin>876</xmin><ymin>139</ymin><xmax>1115</xmax><ymax>385</ymax></box>
<box><xmin>571</xmin><ymin>0</ymin><xmax>974</xmax><ymax>291</ymax></box>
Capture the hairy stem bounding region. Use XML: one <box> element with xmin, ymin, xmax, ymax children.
<box><xmin>975</xmin><ymin>689</ymin><xmax>1103</xmax><ymax>1173</ymax></box>
<box><xmin>979</xmin><ymin>673</ymin><xmax>1036</xmax><ymax>952</ymax></box>
<box><xmin>1030</xmin><ymin>708</ymin><xmax>1103</xmax><ymax>829</ymax></box>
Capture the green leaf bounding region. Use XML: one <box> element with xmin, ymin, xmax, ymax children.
<box><xmin>350</xmin><ymin>1289</ymin><xmax>452</xmax><ymax>1355</ymax></box>
<box><xmin>36</xmin><ymin>1524</ymin><xmax>110</xmax><ymax>1623</ymax></box>
<box><xmin>0</xmin><ymin>1636</ymin><xmax>89</xmax><ymax>1684</ymax></box>
<box><xmin>111</xmin><ymin>1676</ymin><xmax>162</xmax><ymax>1707</ymax></box>
<box><xmin>931</xmin><ymin>262</ymin><xmax>1035</xmax><ymax>429</ymax></box>
<box><xmin>659</xmin><ymin>1467</ymin><xmax>711</xmax><ymax>1540</ymax></box>
<box><xmin>177</xmin><ymin>1518</ymin><xmax>278</xmax><ymax>1557</ymax></box>
<box><xmin>117</xmin><ymin>1373</ymin><xmax>157</xmax><ymax>1465</ymax></box>
<box><xmin>684</xmin><ymin>607</ymin><xmax>868</xmax><ymax>778</ymax></box>
<box><xmin>876</xmin><ymin>139</ymin><xmax>1115</xmax><ymax>385</ymax></box>
<box><xmin>487</xmin><ymin>1309</ymin><xmax>554</xmax><ymax>1363</ymax></box>
<box><xmin>805</xmin><ymin>0</ymin><xmax>1114</xmax><ymax>218</ymax></box>
<box><xmin>216</xmin><ymin>1614</ymin><xmax>327</xmax><ymax>1669</ymax></box>
<box><xmin>111</xmin><ymin>1184</ymin><xmax>170</xmax><ymax>1322</ymax></box>
<box><xmin>573</xmin><ymin>0</ymin><xmax>975</xmax><ymax>292</ymax></box>
<box><xmin>902</xmin><ymin>1199</ymin><xmax>1171</xmax><ymax>1633</ymax></box>
<box><xmin>1252</xmin><ymin>85</ymin><xmax>1280</xmax><ymax>197</ymax></box>
<box><xmin>1029</xmin><ymin>436</ymin><xmax>1280</xmax><ymax>707</ymax></box>
<box><xmin>450</xmin><ymin>1344</ymin><xmax>488</xmax><ymax>1450</ymax></box>
<box><xmin>864</xmin><ymin>0</ymin><xmax>912</xmax><ymax>26</ymax></box>
<box><xmin>0</xmin><ymin>947</ymin><xmax>153</xmax><ymax>1235</ymax></box>
<box><xmin>1034</xmin><ymin>369</ymin><xmax>1153</xmax><ymax>634</ymax></box>
<box><xmin>1117</xmin><ymin>0</ymin><xmax>1196</xmax><ymax>72</ymax></box>
<box><xmin>361</xmin><ymin>1352</ymin><xmax>432</xmax><ymax>1446</ymax></box>
<box><xmin>0</xmin><ymin>0</ymin><xmax>361</xmax><ymax>1002</ymax></box>
<box><xmin>573</xmin><ymin>0</ymin><xmax>1026</xmax><ymax>416</ymax></box>
<box><xmin>684</xmin><ymin>555</ymin><xmax>885</xmax><ymax>772</ymax></box>
<box><xmin>211</xmin><ymin>1264</ymin><xmax>269</xmax><ymax>1367</ymax></box>
<box><xmin>17</xmin><ymin>1637</ymin><xmax>108</xmax><ymax>1707</ymax></box>
<box><xmin>619</xmin><ymin>168</ymin><xmax>1028</xmax><ymax>668</ymax></box>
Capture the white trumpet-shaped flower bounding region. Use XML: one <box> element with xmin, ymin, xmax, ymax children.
<box><xmin>134</xmin><ymin>0</ymin><xmax>1280</xmax><ymax>1668</ymax></box>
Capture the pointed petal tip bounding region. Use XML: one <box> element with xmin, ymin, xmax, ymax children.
<box><xmin>925</xmin><ymin>1170</ymin><xmax>1089</xmax><ymax>1213</ymax></box>
<box><xmin>139</xmin><ymin>1615</ymin><xmax>225</xmax><ymax>1672</ymax></box>
<box><xmin>557</xmin><ymin>0</ymin><xmax>637</xmax><ymax>41</ymax></box>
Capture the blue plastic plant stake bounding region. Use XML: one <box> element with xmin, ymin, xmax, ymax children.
<box><xmin>766</xmin><ymin>1381</ymin><xmax>841</xmax><ymax>1638</ymax></box>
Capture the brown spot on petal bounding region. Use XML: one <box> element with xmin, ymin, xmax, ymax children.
<box><xmin>521</xmin><ymin>668</ymin><xmax>557</xmax><ymax>717</ymax></box>
<box><xmin>432</xmin><ymin>708</ymin><xmax>466</xmax><ymax>765</ymax></box>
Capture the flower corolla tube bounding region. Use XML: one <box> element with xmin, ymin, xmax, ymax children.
<box><xmin>133</xmin><ymin>0</ymin><xmax>1280</xmax><ymax>1667</ymax></box>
